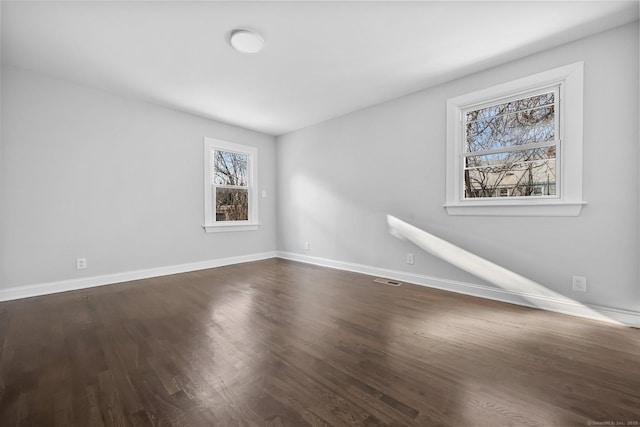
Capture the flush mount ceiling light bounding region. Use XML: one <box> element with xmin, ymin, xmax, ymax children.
<box><xmin>229</xmin><ymin>29</ymin><xmax>265</xmax><ymax>54</ymax></box>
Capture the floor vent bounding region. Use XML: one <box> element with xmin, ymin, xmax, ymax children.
<box><xmin>374</xmin><ymin>278</ymin><xmax>402</xmax><ymax>287</ymax></box>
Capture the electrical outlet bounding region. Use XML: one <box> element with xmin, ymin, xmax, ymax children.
<box><xmin>406</xmin><ymin>253</ymin><xmax>415</xmax><ymax>265</ymax></box>
<box><xmin>572</xmin><ymin>276</ymin><xmax>587</xmax><ymax>292</ymax></box>
<box><xmin>304</xmin><ymin>242</ymin><xmax>310</xmax><ymax>251</ymax></box>
<box><xmin>76</xmin><ymin>258</ymin><xmax>87</xmax><ymax>270</ymax></box>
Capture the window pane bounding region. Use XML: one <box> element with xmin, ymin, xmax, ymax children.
<box><xmin>465</xmin><ymin>146</ymin><xmax>555</xmax><ymax>169</ymax></box>
<box><xmin>213</xmin><ymin>150</ymin><xmax>248</xmax><ymax>186</ymax></box>
<box><xmin>466</xmin><ymin>92</ymin><xmax>554</xmax><ymax>122</ymax></box>
<box><xmin>215</xmin><ymin>187</ymin><xmax>248</xmax><ymax>221</ymax></box>
<box><xmin>466</xmin><ymin>92</ymin><xmax>555</xmax><ymax>152</ymax></box>
<box><xmin>464</xmin><ymin>157</ymin><xmax>556</xmax><ymax>199</ymax></box>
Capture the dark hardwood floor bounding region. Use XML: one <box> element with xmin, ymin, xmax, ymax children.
<box><xmin>1</xmin><ymin>258</ymin><xmax>639</xmax><ymax>426</ymax></box>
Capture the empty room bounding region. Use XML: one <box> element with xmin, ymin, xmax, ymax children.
<box><xmin>1</xmin><ymin>1</ymin><xmax>639</xmax><ymax>426</ymax></box>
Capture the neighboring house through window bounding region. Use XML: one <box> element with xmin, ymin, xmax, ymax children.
<box><xmin>445</xmin><ymin>62</ymin><xmax>586</xmax><ymax>216</ymax></box>
<box><xmin>203</xmin><ymin>137</ymin><xmax>259</xmax><ymax>232</ymax></box>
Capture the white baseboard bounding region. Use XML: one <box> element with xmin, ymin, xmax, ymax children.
<box><xmin>0</xmin><ymin>251</ymin><xmax>277</xmax><ymax>302</ymax></box>
<box><xmin>4</xmin><ymin>250</ymin><xmax>638</xmax><ymax>328</ymax></box>
<box><xmin>277</xmin><ymin>251</ymin><xmax>640</xmax><ymax>328</ymax></box>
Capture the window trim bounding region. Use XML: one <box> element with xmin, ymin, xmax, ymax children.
<box><xmin>203</xmin><ymin>137</ymin><xmax>259</xmax><ymax>232</ymax></box>
<box><xmin>445</xmin><ymin>61</ymin><xmax>586</xmax><ymax>216</ymax></box>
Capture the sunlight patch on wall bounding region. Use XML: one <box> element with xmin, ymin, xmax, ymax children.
<box><xmin>387</xmin><ymin>215</ymin><xmax>618</xmax><ymax>325</ymax></box>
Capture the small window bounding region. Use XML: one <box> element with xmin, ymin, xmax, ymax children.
<box><xmin>203</xmin><ymin>137</ymin><xmax>259</xmax><ymax>232</ymax></box>
<box><xmin>445</xmin><ymin>62</ymin><xmax>586</xmax><ymax>216</ymax></box>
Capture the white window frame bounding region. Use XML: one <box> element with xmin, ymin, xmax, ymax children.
<box><xmin>203</xmin><ymin>137</ymin><xmax>259</xmax><ymax>232</ymax></box>
<box><xmin>462</xmin><ymin>85</ymin><xmax>560</xmax><ymax>200</ymax></box>
<box><xmin>445</xmin><ymin>62</ymin><xmax>587</xmax><ymax>216</ymax></box>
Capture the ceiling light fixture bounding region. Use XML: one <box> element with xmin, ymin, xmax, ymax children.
<box><xmin>229</xmin><ymin>29</ymin><xmax>265</xmax><ymax>54</ymax></box>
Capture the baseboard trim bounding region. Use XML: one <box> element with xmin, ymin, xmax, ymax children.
<box><xmin>0</xmin><ymin>251</ymin><xmax>278</xmax><ymax>302</ymax></box>
<box><xmin>276</xmin><ymin>251</ymin><xmax>640</xmax><ymax>328</ymax></box>
<box><xmin>4</xmin><ymin>250</ymin><xmax>638</xmax><ymax>327</ymax></box>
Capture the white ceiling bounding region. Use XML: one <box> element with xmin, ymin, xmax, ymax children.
<box><xmin>2</xmin><ymin>1</ymin><xmax>638</xmax><ymax>136</ymax></box>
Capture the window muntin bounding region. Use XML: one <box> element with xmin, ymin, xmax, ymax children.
<box><xmin>462</xmin><ymin>87</ymin><xmax>559</xmax><ymax>200</ymax></box>
<box><xmin>203</xmin><ymin>138</ymin><xmax>258</xmax><ymax>232</ymax></box>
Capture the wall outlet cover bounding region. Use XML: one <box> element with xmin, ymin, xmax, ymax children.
<box><xmin>406</xmin><ymin>253</ymin><xmax>415</xmax><ymax>265</ymax></box>
<box><xmin>572</xmin><ymin>276</ymin><xmax>587</xmax><ymax>292</ymax></box>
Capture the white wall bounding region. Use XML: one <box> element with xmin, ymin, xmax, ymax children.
<box><xmin>0</xmin><ymin>4</ymin><xmax>5</xmax><ymax>290</ymax></box>
<box><xmin>277</xmin><ymin>23</ymin><xmax>640</xmax><ymax>313</ymax></box>
<box><xmin>1</xmin><ymin>65</ymin><xmax>277</xmax><ymax>289</ymax></box>
<box><xmin>1</xmin><ymin>22</ymin><xmax>638</xmax><ymax>319</ymax></box>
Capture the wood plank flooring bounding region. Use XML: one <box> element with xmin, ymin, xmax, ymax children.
<box><xmin>1</xmin><ymin>258</ymin><xmax>639</xmax><ymax>426</ymax></box>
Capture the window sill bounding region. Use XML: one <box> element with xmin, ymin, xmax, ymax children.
<box><xmin>444</xmin><ymin>200</ymin><xmax>587</xmax><ymax>217</ymax></box>
<box><xmin>203</xmin><ymin>223</ymin><xmax>260</xmax><ymax>233</ymax></box>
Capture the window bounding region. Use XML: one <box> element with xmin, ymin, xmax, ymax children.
<box><xmin>445</xmin><ymin>62</ymin><xmax>586</xmax><ymax>216</ymax></box>
<box><xmin>203</xmin><ymin>137</ymin><xmax>259</xmax><ymax>232</ymax></box>
<box><xmin>464</xmin><ymin>87</ymin><xmax>558</xmax><ymax>200</ymax></box>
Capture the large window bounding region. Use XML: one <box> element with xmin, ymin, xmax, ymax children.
<box><xmin>445</xmin><ymin>62</ymin><xmax>586</xmax><ymax>216</ymax></box>
<box><xmin>203</xmin><ymin>137</ymin><xmax>258</xmax><ymax>232</ymax></box>
<box><xmin>463</xmin><ymin>87</ymin><xmax>558</xmax><ymax>200</ymax></box>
